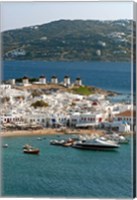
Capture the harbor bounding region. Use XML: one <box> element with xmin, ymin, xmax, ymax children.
<box><xmin>1</xmin><ymin>133</ymin><xmax>132</xmax><ymax>197</ymax></box>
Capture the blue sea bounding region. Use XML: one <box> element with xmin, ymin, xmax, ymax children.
<box><xmin>1</xmin><ymin>135</ymin><xmax>132</xmax><ymax>198</ymax></box>
<box><xmin>2</xmin><ymin>61</ymin><xmax>131</xmax><ymax>94</ymax></box>
<box><xmin>1</xmin><ymin>61</ymin><xmax>133</xmax><ymax>198</ymax></box>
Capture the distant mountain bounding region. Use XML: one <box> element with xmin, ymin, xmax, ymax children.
<box><xmin>2</xmin><ymin>19</ymin><xmax>133</xmax><ymax>61</ymax></box>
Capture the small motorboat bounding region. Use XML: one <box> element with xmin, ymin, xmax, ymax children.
<box><xmin>62</xmin><ymin>138</ymin><xmax>76</xmax><ymax>147</ymax></box>
<box><xmin>118</xmin><ymin>136</ymin><xmax>129</xmax><ymax>144</ymax></box>
<box><xmin>63</xmin><ymin>142</ymin><xmax>73</xmax><ymax>147</ymax></box>
<box><xmin>50</xmin><ymin>139</ymin><xmax>65</xmax><ymax>145</ymax></box>
<box><xmin>23</xmin><ymin>144</ymin><xmax>33</xmax><ymax>150</ymax></box>
<box><xmin>23</xmin><ymin>148</ymin><xmax>40</xmax><ymax>154</ymax></box>
<box><xmin>2</xmin><ymin>144</ymin><xmax>8</xmax><ymax>148</ymax></box>
<box><xmin>37</xmin><ymin>137</ymin><xmax>42</xmax><ymax>140</ymax></box>
<box><xmin>109</xmin><ymin>135</ymin><xmax>129</xmax><ymax>144</ymax></box>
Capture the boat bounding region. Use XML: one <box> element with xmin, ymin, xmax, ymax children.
<box><xmin>117</xmin><ymin>136</ymin><xmax>129</xmax><ymax>144</ymax></box>
<box><xmin>2</xmin><ymin>144</ymin><xmax>8</xmax><ymax>148</ymax></box>
<box><xmin>23</xmin><ymin>144</ymin><xmax>33</xmax><ymax>149</ymax></box>
<box><xmin>63</xmin><ymin>142</ymin><xmax>73</xmax><ymax>147</ymax></box>
<box><xmin>50</xmin><ymin>139</ymin><xmax>65</xmax><ymax>145</ymax></box>
<box><xmin>109</xmin><ymin>135</ymin><xmax>129</xmax><ymax>144</ymax></box>
<box><xmin>62</xmin><ymin>138</ymin><xmax>76</xmax><ymax>147</ymax></box>
<box><xmin>23</xmin><ymin>148</ymin><xmax>40</xmax><ymax>154</ymax></box>
<box><xmin>72</xmin><ymin>138</ymin><xmax>120</xmax><ymax>151</ymax></box>
<box><xmin>37</xmin><ymin>137</ymin><xmax>42</xmax><ymax>140</ymax></box>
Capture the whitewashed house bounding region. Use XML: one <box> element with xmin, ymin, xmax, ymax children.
<box><xmin>100</xmin><ymin>121</ymin><xmax>131</xmax><ymax>132</ymax></box>
<box><xmin>0</xmin><ymin>113</ymin><xmax>23</xmax><ymax>124</ymax></box>
<box><xmin>24</xmin><ymin>113</ymin><xmax>47</xmax><ymax>126</ymax></box>
<box><xmin>0</xmin><ymin>84</ymin><xmax>11</xmax><ymax>90</ymax></box>
<box><xmin>70</xmin><ymin>112</ymin><xmax>104</xmax><ymax>127</ymax></box>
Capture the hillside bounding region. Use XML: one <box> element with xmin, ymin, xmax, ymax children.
<box><xmin>2</xmin><ymin>19</ymin><xmax>133</xmax><ymax>61</ymax></box>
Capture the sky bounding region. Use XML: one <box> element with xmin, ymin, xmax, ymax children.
<box><xmin>1</xmin><ymin>1</ymin><xmax>134</xmax><ymax>31</ymax></box>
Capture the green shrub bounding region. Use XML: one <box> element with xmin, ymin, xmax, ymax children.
<box><xmin>72</xmin><ymin>86</ymin><xmax>92</xmax><ymax>96</ymax></box>
<box><xmin>31</xmin><ymin>100</ymin><xmax>48</xmax><ymax>108</ymax></box>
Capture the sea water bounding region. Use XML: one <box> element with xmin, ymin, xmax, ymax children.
<box><xmin>1</xmin><ymin>135</ymin><xmax>132</xmax><ymax>198</ymax></box>
<box><xmin>3</xmin><ymin>61</ymin><xmax>131</xmax><ymax>94</ymax></box>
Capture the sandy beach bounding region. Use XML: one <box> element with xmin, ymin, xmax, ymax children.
<box><xmin>0</xmin><ymin>128</ymin><xmax>105</xmax><ymax>138</ymax></box>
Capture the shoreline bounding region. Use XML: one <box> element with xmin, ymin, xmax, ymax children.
<box><xmin>0</xmin><ymin>128</ymin><xmax>105</xmax><ymax>138</ymax></box>
<box><xmin>0</xmin><ymin>128</ymin><xmax>132</xmax><ymax>138</ymax></box>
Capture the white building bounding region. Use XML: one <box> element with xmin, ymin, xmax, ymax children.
<box><xmin>0</xmin><ymin>84</ymin><xmax>11</xmax><ymax>90</ymax></box>
<box><xmin>25</xmin><ymin>114</ymin><xmax>47</xmax><ymax>126</ymax></box>
<box><xmin>101</xmin><ymin>121</ymin><xmax>131</xmax><ymax>132</ymax></box>
<box><xmin>70</xmin><ymin>112</ymin><xmax>104</xmax><ymax>127</ymax></box>
<box><xmin>0</xmin><ymin>114</ymin><xmax>23</xmax><ymax>124</ymax></box>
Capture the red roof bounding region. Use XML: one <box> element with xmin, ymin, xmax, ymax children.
<box><xmin>116</xmin><ymin>110</ymin><xmax>136</xmax><ymax>117</ymax></box>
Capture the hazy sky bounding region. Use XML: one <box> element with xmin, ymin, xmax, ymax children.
<box><xmin>1</xmin><ymin>1</ymin><xmax>133</xmax><ymax>31</ymax></box>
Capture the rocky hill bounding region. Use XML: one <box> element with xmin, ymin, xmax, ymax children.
<box><xmin>2</xmin><ymin>19</ymin><xmax>133</xmax><ymax>61</ymax></box>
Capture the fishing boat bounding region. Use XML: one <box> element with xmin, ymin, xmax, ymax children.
<box><xmin>72</xmin><ymin>138</ymin><xmax>120</xmax><ymax>151</ymax></box>
<box><xmin>23</xmin><ymin>148</ymin><xmax>40</xmax><ymax>154</ymax></box>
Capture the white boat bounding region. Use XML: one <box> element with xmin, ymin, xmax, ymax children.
<box><xmin>50</xmin><ymin>139</ymin><xmax>65</xmax><ymax>145</ymax></box>
<box><xmin>23</xmin><ymin>144</ymin><xmax>33</xmax><ymax>149</ymax></box>
<box><xmin>37</xmin><ymin>137</ymin><xmax>42</xmax><ymax>140</ymax></box>
<box><xmin>72</xmin><ymin>138</ymin><xmax>120</xmax><ymax>151</ymax></box>
<box><xmin>115</xmin><ymin>136</ymin><xmax>129</xmax><ymax>144</ymax></box>
<box><xmin>2</xmin><ymin>144</ymin><xmax>8</xmax><ymax>148</ymax></box>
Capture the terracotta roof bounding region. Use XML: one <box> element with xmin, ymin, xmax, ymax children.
<box><xmin>116</xmin><ymin>110</ymin><xmax>136</xmax><ymax>117</ymax></box>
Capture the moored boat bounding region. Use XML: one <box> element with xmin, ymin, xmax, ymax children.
<box><xmin>50</xmin><ymin>139</ymin><xmax>65</xmax><ymax>145</ymax></box>
<box><xmin>2</xmin><ymin>144</ymin><xmax>8</xmax><ymax>148</ymax></box>
<box><xmin>23</xmin><ymin>148</ymin><xmax>40</xmax><ymax>154</ymax></box>
<box><xmin>72</xmin><ymin>138</ymin><xmax>120</xmax><ymax>151</ymax></box>
<box><xmin>37</xmin><ymin>137</ymin><xmax>42</xmax><ymax>140</ymax></box>
<box><xmin>63</xmin><ymin>142</ymin><xmax>73</xmax><ymax>147</ymax></box>
<box><xmin>116</xmin><ymin>136</ymin><xmax>129</xmax><ymax>144</ymax></box>
<box><xmin>23</xmin><ymin>144</ymin><xmax>33</xmax><ymax>149</ymax></box>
